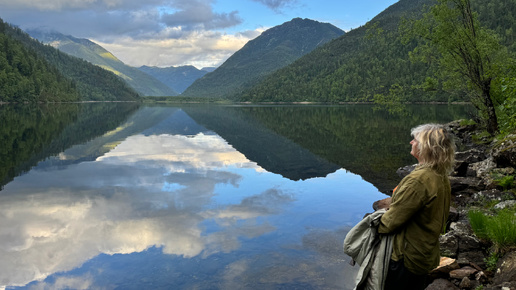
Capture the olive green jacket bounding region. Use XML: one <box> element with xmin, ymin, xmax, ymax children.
<box><xmin>378</xmin><ymin>166</ymin><xmax>450</xmax><ymax>275</ymax></box>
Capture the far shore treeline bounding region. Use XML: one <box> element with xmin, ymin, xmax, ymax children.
<box><xmin>1</xmin><ymin>0</ymin><xmax>515</xmax><ymax>136</ymax></box>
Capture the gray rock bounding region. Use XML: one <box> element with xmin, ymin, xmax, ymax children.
<box><xmin>457</xmin><ymin>251</ymin><xmax>486</xmax><ymax>269</ymax></box>
<box><xmin>459</xmin><ymin>276</ymin><xmax>480</xmax><ymax>289</ymax></box>
<box><xmin>440</xmin><ymin>233</ymin><xmax>459</xmax><ymax>258</ymax></box>
<box><xmin>494</xmin><ymin>200</ymin><xmax>516</xmax><ymax>210</ymax></box>
<box><xmin>473</xmin><ymin>189</ymin><xmax>506</xmax><ymax>203</ymax></box>
<box><xmin>456</xmin><ymin>148</ymin><xmax>487</xmax><ymax>163</ymax></box>
<box><xmin>450</xmin><ymin>266</ymin><xmax>477</xmax><ymax>279</ymax></box>
<box><xmin>425</xmin><ymin>278</ymin><xmax>459</xmax><ymax>290</ymax></box>
<box><xmin>450</xmin><ymin>176</ymin><xmax>484</xmax><ymax>193</ymax></box>
<box><xmin>493</xmin><ymin>252</ymin><xmax>516</xmax><ymax>286</ymax></box>
<box><xmin>459</xmin><ymin>235</ymin><xmax>482</xmax><ymax>252</ymax></box>
<box><xmin>491</xmin><ymin>134</ymin><xmax>516</xmax><ymax>168</ymax></box>
<box><xmin>471</xmin><ymin>157</ymin><xmax>497</xmax><ymax>178</ymax></box>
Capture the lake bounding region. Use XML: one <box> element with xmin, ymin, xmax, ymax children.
<box><xmin>0</xmin><ymin>103</ymin><xmax>472</xmax><ymax>289</ymax></box>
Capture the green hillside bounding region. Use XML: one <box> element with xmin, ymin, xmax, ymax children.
<box><xmin>27</xmin><ymin>30</ymin><xmax>178</xmax><ymax>97</ymax></box>
<box><xmin>181</xmin><ymin>18</ymin><xmax>344</xmax><ymax>98</ymax></box>
<box><xmin>240</xmin><ymin>0</ymin><xmax>516</xmax><ymax>103</ymax></box>
<box><xmin>0</xmin><ymin>19</ymin><xmax>79</xmax><ymax>102</ymax></box>
<box><xmin>2</xmin><ymin>19</ymin><xmax>140</xmax><ymax>102</ymax></box>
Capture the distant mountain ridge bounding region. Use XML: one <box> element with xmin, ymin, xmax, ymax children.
<box><xmin>138</xmin><ymin>65</ymin><xmax>211</xmax><ymax>94</ymax></box>
<box><xmin>27</xmin><ymin>29</ymin><xmax>178</xmax><ymax>97</ymax></box>
<box><xmin>181</xmin><ymin>18</ymin><xmax>345</xmax><ymax>98</ymax></box>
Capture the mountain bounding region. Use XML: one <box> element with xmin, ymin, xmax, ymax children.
<box><xmin>0</xmin><ymin>20</ymin><xmax>78</xmax><ymax>102</ymax></box>
<box><xmin>1</xmin><ymin>19</ymin><xmax>140</xmax><ymax>102</ymax></box>
<box><xmin>201</xmin><ymin>67</ymin><xmax>216</xmax><ymax>73</ymax></box>
<box><xmin>181</xmin><ymin>18</ymin><xmax>344</xmax><ymax>98</ymax></box>
<box><xmin>27</xmin><ymin>29</ymin><xmax>178</xmax><ymax>97</ymax></box>
<box><xmin>138</xmin><ymin>65</ymin><xmax>210</xmax><ymax>94</ymax></box>
<box><xmin>240</xmin><ymin>0</ymin><xmax>516</xmax><ymax>103</ymax></box>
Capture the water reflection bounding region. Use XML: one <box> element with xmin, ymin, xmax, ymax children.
<box><xmin>0</xmin><ymin>104</ymin><xmax>470</xmax><ymax>289</ymax></box>
<box><xmin>1</xmin><ymin>107</ymin><xmax>386</xmax><ymax>289</ymax></box>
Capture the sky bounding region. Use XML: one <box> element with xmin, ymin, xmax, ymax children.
<box><xmin>0</xmin><ymin>0</ymin><xmax>398</xmax><ymax>69</ymax></box>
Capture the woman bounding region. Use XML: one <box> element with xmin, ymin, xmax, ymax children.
<box><xmin>378</xmin><ymin>123</ymin><xmax>455</xmax><ymax>290</ymax></box>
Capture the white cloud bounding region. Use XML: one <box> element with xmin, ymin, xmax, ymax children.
<box><xmin>0</xmin><ymin>0</ymin><xmax>262</xmax><ymax>67</ymax></box>
<box><xmin>92</xmin><ymin>29</ymin><xmax>262</xmax><ymax>68</ymax></box>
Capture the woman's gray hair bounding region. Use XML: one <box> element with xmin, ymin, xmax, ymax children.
<box><xmin>411</xmin><ymin>124</ymin><xmax>455</xmax><ymax>174</ymax></box>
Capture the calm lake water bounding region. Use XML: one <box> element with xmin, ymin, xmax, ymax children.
<box><xmin>0</xmin><ymin>103</ymin><xmax>472</xmax><ymax>289</ymax></box>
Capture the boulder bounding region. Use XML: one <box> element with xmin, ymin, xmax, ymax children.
<box><xmin>471</xmin><ymin>157</ymin><xmax>497</xmax><ymax>179</ymax></box>
<box><xmin>493</xmin><ymin>252</ymin><xmax>516</xmax><ymax>286</ymax></box>
<box><xmin>449</xmin><ymin>266</ymin><xmax>478</xmax><ymax>279</ymax></box>
<box><xmin>457</xmin><ymin>251</ymin><xmax>487</xmax><ymax>270</ymax></box>
<box><xmin>491</xmin><ymin>134</ymin><xmax>516</xmax><ymax>168</ymax></box>
<box><xmin>455</xmin><ymin>148</ymin><xmax>487</xmax><ymax>164</ymax></box>
<box><xmin>450</xmin><ymin>176</ymin><xmax>484</xmax><ymax>193</ymax></box>
<box><xmin>440</xmin><ymin>233</ymin><xmax>459</xmax><ymax>258</ymax></box>
<box><xmin>459</xmin><ymin>276</ymin><xmax>480</xmax><ymax>289</ymax></box>
<box><xmin>448</xmin><ymin>207</ymin><xmax>460</xmax><ymax>223</ymax></box>
<box><xmin>430</xmin><ymin>257</ymin><xmax>460</xmax><ymax>279</ymax></box>
<box><xmin>450</xmin><ymin>221</ymin><xmax>474</xmax><ymax>236</ymax></box>
<box><xmin>425</xmin><ymin>278</ymin><xmax>459</xmax><ymax>290</ymax></box>
<box><xmin>459</xmin><ymin>235</ymin><xmax>482</xmax><ymax>252</ymax></box>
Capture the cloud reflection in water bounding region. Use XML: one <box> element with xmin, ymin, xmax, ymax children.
<box><xmin>0</xmin><ymin>129</ymin><xmax>383</xmax><ymax>289</ymax></box>
<box><xmin>0</xmin><ymin>132</ymin><xmax>272</xmax><ymax>288</ymax></box>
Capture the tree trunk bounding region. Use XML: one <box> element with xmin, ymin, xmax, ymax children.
<box><xmin>482</xmin><ymin>84</ymin><xmax>499</xmax><ymax>135</ymax></box>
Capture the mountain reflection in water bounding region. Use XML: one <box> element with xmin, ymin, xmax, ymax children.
<box><xmin>0</xmin><ymin>104</ymin><xmax>471</xmax><ymax>289</ymax></box>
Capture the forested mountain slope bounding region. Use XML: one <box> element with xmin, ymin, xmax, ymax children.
<box><xmin>0</xmin><ymin>19</ymin><xmax>78</xmax><ymax>102</ymax></box>
<box><xmin>182</xmin><ymin>18</ymin><xmax>344</xmax><ymax>98</ymax></box>
<box><xmin>138</xmin><ymin>65</ymin><xmax>209</xmax><ymax>94</ymax></box>
<box><xmin>27</xmin><ymin>30</ymin><xmax>178</xmax><ymax>97</ymax></box>
<box><xmin>1</xmin><ymin>19</ymin><xmax>140</xmax><ymax>102</ymax></box>
<box><xmin>240</xmin><ymin>0</ymin><xmax>516</xmax><ymax>103</ymax></box>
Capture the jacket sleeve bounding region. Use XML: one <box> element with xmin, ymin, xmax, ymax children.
<box><xmin>378</xmin><ymin>178</ymin><xmax>427</xmax><ymax>234</ymax></box>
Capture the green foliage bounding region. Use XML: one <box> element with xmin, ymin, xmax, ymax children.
<box><xmin>468</xmin><ymin>210</ymin><xmax>491</xmax><ymax>240</ymax></box>
<box><xmin>491</xmin><ymin>173</ymin><xmax>515</xmax><ymax>190</ymax></box>
<box><xmin>472</xmin><ymin>130</ymin><xmax>494</xmax><ymax>144</ymax></box>
<box><xmin>468</xmin><ymin>208</ymin><xmax>516</xmax><ymax>252</ymax></box>
<box><xmin>182</xmin><ymin>18</ymin><xmax>344</xmax><ymax>99</ymax></box>
<box><xmin>405</xmin><ymin>0</ymin><xmax>510</xmax><ymax>135</ymax></box>
<box><xmin>499</xmin><ymin>76</ymin><xmax>516</xmax><ymax>134</ymax></box>
<box><xmin>484</xmin><ymin>252</ymin><xmax>500</xmax><ymax>272</ymax></box>
<box><xmin>0</xmin><ymin>20</ymin><xmax>79</xmax><ymax>102</ymax></box>
<box><xmin>459</xmin><ymin>119</ymin><xmax>477</xmax><ymax>126</ymax></box>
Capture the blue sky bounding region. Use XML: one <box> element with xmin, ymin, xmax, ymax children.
<box><xmin>0</xmin><ymin>0</ymin><xmax>398</xmax><ymax>68</ymax></box>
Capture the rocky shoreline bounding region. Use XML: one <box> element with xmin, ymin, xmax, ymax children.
<box><xmin>375</xmin><ymin>120</ymin><xmax>516</xmax><ymax>290</ymax></box>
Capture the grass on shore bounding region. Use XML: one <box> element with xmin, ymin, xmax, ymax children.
<box><xmin>468</xmin><ymin>207</ymin><xmax>516</xmax><ymax>252</ymax></box>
